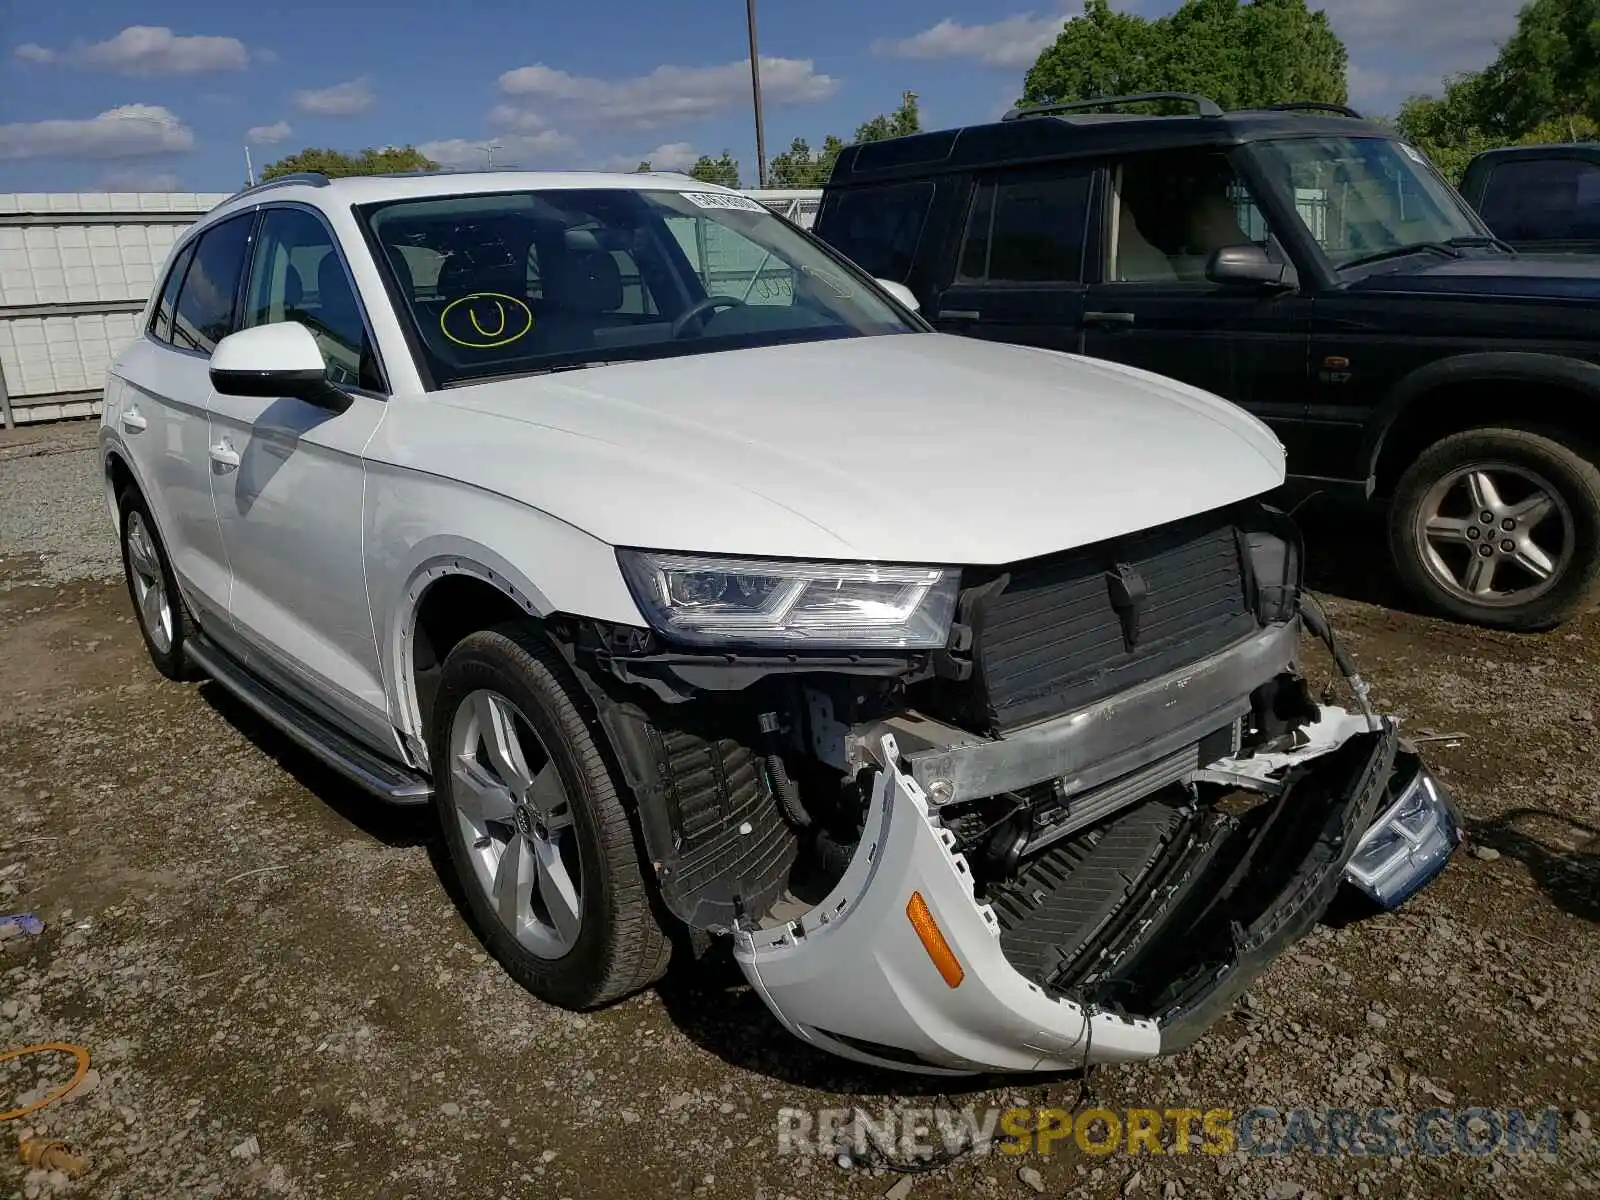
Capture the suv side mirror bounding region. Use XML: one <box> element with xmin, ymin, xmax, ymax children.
<box><xmin>875</xmin><ymin>278</ymin><xmax>921</xmax><ymax>313</ymax></box>
<box><xmin>1206</xmin><ymin>244</ymin><xmax>1290</xmax><ymax>290</ymax></box>
<box><xmin>209</xmin><ymin>323</ymin><xmax>352</xmax><ymax>413</ymax></box>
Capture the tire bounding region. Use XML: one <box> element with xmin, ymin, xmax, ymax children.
<box><xmin>428</xmin><ymin>623</ymin><xmax>670</xmax><ymax>1009</ymax></box>
<box><xmin>1388</xmin><ymin>426</ymin><xmax>1600</xmax><ymax>631</ymax></box>
<box><xmin>118</xmin><ymin>489</ymin><xmax>198</xmax><ymax>680</ymax></box>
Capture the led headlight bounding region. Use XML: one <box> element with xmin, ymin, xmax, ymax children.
<box><xmin>616</xmin><ymin>550</ymin><xmax>960</xmax><ymax>649</ymax></box>
<box><xmin>1344</xmin><ymin>757</ymin><xmax>1462</xmax><ymax>910</ymax></box>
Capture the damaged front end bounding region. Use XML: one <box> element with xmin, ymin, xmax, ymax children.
<box><xmin>558</xmin><ymin>501</ymin><xmax>1460</xmax><ymax>1074</ymax></box>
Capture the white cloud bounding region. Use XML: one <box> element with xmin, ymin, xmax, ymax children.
<box><xmin>246</xmin><ymin>119</ymin><xmax>292</xmax><ymax>144</ymax></box>
<box><xmin>418</xmin><ymin>130</ymin><xmax>576</xmax><ymax>168</ymax></box>
<box><xmin>1319</xmin><ymin>0</ymin><xmax>1524</xmax><ymax>113</ymax></box>
<box><xmin>293</xmin><ymin>77</ymin><xmax>374</xmax><ymax>117</ymax></box>
<box><xmin>13</xmin><ymin>43</ymin><xmax>56</xmax><ymax>64</ymax></box>
<box><xmin>487</xmin><ymin>104</ymin><xmax>552</xmax><ymax>132</ymax></box>
<box><xmin>873</xmin><ymin>10</ymin><xmax>1068</xmax><ymax>70</ymax></box>
<box><xmin>97</xmin><ymin>167</ymin><xmax>181</xmax><ymax>191</ymax></box>
<box><xmin>79</xmin><ymin>26</ymin><xmax>249</xmax><ymax>75</ymax></box>
<box><xmin>497</xmin><ymin>56</ymin><xmax>837</xmax><ymax>130</ymax></box>
<box><xmin>602</xmin><ymin>142</ymin><xmax>699</xmax><ymax>172</ymax></box>
<box><xmin>0</xmin><ymin>104</ymin><xmax>194</xmax><ymax>161</ymax></box>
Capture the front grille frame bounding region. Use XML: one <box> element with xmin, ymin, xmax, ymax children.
<box><xmin>935</xmin><ymin>503</ymin><xmax>1266</xmax><ymax>734</ymax></box>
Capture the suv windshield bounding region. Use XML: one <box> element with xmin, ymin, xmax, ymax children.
<box><xmin>1249</xmin><ymin>136</ymin><xmax>1485</xmax><ymax>270</ymax></box>
<box><xmin>360</xmin><ymin>187</ymin><xmax>915</xmax><ymax>387</ymax></box>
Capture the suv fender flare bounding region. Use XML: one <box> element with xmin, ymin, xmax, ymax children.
<box><xmin>1364</xmin><ymin>350</ymin><xmax>1600</xmax><ymax>483</ymax></box>
<box><xmin>385</xmin><ymin>539</ymin><xmax>553</xmax><ymax>745</ymax></box>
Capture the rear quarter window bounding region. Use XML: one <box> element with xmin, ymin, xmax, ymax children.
<box><xmin>816</xmin><ymin>182</ymin><xmax>935</xmax><ymax>282</ymax></box>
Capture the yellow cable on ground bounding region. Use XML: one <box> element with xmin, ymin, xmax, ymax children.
<box><xmin>0</xmin><ymin>1043</ymin><xmax>90</xmax><ymax>1121</ymax></box>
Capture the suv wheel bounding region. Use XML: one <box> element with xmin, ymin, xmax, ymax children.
<box><xmin>429</xmin><ymin>624</ymin><xmax>671</xmax><ymax>1009</ymax></box>
<box><xmin>119</xmin><ymin>490</ymin><xmax>197</xmax><ymax>679</ymax></box>
<box><xmin>1389</xmin><ymin>427</ymin><xmax>1600</xmax><ymax>630</ymax></box>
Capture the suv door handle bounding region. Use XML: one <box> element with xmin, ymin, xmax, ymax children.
<box><xmin>209</xmin><ymin>441</ymin><xmax>241</xmax><ymax>471</ymax></box>
<box><xmin>121</xmin><ymin>407</ymin><xmax>148</xmax><ymax>434</ymax></box>
<box><xmin>1084</xmin><ymin>311</ymin><xmax>1136</xmax><ymax>326</ymax></box>
<box><xmin>937</xmin><ymin>309</ymin><xmax>981</xmax><ymax>321</ymax></box>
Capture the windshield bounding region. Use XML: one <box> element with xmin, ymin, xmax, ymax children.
<box><xmin>1249</xmin><ymin>136</ymin><xmax>1485</xmax><ymax>269</ymax></box>
<box><xmin>359</xmin><ymin>187</ymin><xmax>916</xmax><ymax>388</ymax></box>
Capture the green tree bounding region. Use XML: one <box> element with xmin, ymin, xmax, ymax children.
<box><xmin>690</xmin><ymin>152</ymin><xmax>741</xmax><ymax>188</ymax></box>
<box><xmin>262</xmin><ymin>145</ymin><xmax>438</xmax><ymax>180</ymax></box>
<box><xmin>766</xmin><ymin>92</ymin><xmax>922</xmax><ymax>188</ymax></box>
<box><xmin>1396</xmin><ymin>0</ymin><xmax>1600</xmax><ymax>182</ymax></box>
<box><xmin>1022</xmin><ymin>0</ymin><xmax>1347</xmax><ymax>112</ymax></box>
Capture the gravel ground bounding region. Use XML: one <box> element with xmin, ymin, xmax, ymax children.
<box><xmin>0</xmin><ymin>425</ymin><xmax>119</xmax><ymax>588</ymax></box>
<box><xmin>1</xmin><ymin>419</ymin><xmax>1597</xmax><ymax>1199</ymax></box>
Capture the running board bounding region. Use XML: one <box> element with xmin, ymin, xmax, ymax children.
<box><xmin>184</xmin><ymin>635</ymin><xmax>432</xmax><ymax>806</ymax></box>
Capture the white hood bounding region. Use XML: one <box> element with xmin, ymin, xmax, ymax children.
<box><xmin>415</xmin><ymin>333</ymin><xmax>1285</xmax><ymax>566</ymax></box>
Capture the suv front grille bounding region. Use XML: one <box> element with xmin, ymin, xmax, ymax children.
<box><xmin>951</xmin><ymin>508</ymin><xmax>1257</xmax><ymax>732</ymax></box>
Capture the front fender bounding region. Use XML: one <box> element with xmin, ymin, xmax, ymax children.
<box><xmin>364</xmin><ymin>462</ymin><xmax>647</xmax><ymax>743</ymax></box>
<box><xmin>1364</xmin><ymin>350</ymin><xmax>1600</xmax><ymax>479</ymax></box>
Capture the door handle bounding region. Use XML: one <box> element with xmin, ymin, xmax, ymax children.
<box><xmin>937</xmin><ymin>309</ymin><xmax>981</xmax><ymax>321</ymax></box>
<box><xmin>1084</xmin><ymin>311</ymin><xmax>1137</xmax><ymax>326</ymax></box>
<box><xmin>121</xmin><ymin>408</ymin><xmax>148</xmax><ymax>434</ymax></box>
<box><xmin>209</xmin><ymin>441</ymin><xmax>241</xmax><ymax>471</ymax></box>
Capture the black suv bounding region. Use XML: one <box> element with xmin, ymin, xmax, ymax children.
<box><xmin>814</xmin><ymin>94</ymin><xmax>1600</xmax><ymax>630</ymax></box>
<box><xmin>1460</xmin><ymin>143</ymin><xmax>1600</xmax><ymax>254</ymax></box>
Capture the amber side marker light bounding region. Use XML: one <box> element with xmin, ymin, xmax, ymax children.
<box><xmin>907</xmin><ymin>891</ymin><xmax>964</xmax><ymax>988</ymax></box>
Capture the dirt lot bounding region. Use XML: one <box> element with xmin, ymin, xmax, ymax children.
<box><xmin>1</xmin><ymin>420</ymin><xmax>1597</xmax><ymax>1200</ymax></box>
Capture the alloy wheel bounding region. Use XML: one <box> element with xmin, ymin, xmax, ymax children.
<box><xmin>125</xmin><ymin>511</ymin><xmax>173</xmax><ymax>654</ymax></box>
<box><xmin>1416</xmin><ymin>462</ymin><xmax>1574</xmax><ymax>608</ymax></box>
<box><xmin>448</xmin><ymin>689</ymin><xmax>583</xmax><ymax>959</ymax></box>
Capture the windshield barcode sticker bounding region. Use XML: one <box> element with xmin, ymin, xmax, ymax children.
<box><xmin>681</xmin><ymin>191</ymin><xmax>766</xmax><ymax>212</ymax></box>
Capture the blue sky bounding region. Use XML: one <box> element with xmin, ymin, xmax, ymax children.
<box><xmin>0</xmin><ymin>0</ymin><xmax>1525</xmax><ymax>193</ymax></box>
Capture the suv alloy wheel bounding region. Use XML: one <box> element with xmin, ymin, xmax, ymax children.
<box><xmin>1389</xmin><ymin>427</ymin><xmax>1600</xmax><ymax>629</ymax></box>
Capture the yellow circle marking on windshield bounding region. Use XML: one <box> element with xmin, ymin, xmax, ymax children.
<box><xmin>440</xmin><ymin>293</ymin><xmax>534</xmax><ymax>349</ymax></box>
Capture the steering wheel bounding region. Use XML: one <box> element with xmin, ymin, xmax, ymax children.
<box><xmin>672</xmin><ymin>294</ymin><xmax>746</xmax><ymax>338</ymax></box>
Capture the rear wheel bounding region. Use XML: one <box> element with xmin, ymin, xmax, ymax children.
<box><xmin>429</xmin><ymin>624</ymin><xmax>670</xmax><ymax>1009</ymax></box>
<box><xmin>1388</xmin><ymin>427</ymin><xmax>1600</xmax><ymax>630</ymax></box>
<box><xmin>118</xmin><ymin>490</ymin><xmax>197</xmax><ymax>679</ymax></box>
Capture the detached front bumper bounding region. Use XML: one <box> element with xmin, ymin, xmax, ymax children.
<box><xmin>735</xmin><ymin>714</ymin><xmax>1411</xmax><ymax>1075</ymax></box>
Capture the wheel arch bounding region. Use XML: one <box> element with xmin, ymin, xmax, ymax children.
<box><xmin>387</xmin><ymin>546</ymin><xmax>552</xmax><ymax>763</ymax></box>
<box><xmin>1367</xmin><ymin>352</ymin><xmax>1600</xmax><ymax>496</ymax></box>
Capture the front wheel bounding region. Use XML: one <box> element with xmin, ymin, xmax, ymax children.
<box><xmin>1388</xmin><ymin>427</ymin><xmax>1600</xmax><ymax>630</ymax></box>
<box><xmin>428</xmin><ymin>624</ymin><xmax>670</xmax><ymax>1009</ymax></box>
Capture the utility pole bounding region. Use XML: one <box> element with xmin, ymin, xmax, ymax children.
<box><xmin>243</xmin><ymin>144</ymin><xmax>255</xmax><ymax>187</ymax></box>
<box><xmin>746</xmin><ymin>0</ymin><xmax>767</xmax><ymax>188</ymax></box>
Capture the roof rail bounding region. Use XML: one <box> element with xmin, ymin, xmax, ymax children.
<box><xmin>234</xmin><ymin>171</ymin><xmax>332</xmax><ymax>197</ymax></box>
<box><xmin>1003</xmin><ymin>92</ymin><xmax>1224</xmax><ymax>121</ymax></box>
<box><xmin>1252</xmin><ymin>101</ymin><xmax>1364</xmax><ymax>118</ymax></box>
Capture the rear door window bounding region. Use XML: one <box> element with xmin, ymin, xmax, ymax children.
<box><xmin>170</xmin><ymin>214</ymin><xmax>253</xmax><ymax>354</ymax></box>
<box><xmin>957</xmin><ymin>168</ymin><xmax>1093</xmax><ymax>283</ymax></box>
<box><xmin>149</xmin><ymin>240</ymin><xmax>197</xmax><ymax>344</ymax></box>
<box><xmin>816</xmin><ymin>182</ymin><xmax>934</xmax><ymax>282</ymax></box>
<box><xmin>1479</xmin><ymin>157</ymin><xmax>1600</xmax><ymax>241</ymax></box>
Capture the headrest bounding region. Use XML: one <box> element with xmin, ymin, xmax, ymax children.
<box><xmin>558</xmin><ymin>250</ymin><xmax>623</xmax><ymax>314</ymax></box>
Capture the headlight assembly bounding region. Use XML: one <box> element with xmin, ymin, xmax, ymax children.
<box><xmin>616</xmin><ymin>550</ymin><xmax>960</xmax><ymax>649</ymax></box>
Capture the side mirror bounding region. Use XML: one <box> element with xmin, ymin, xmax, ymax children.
<box><xmin>209</xmin><ymin>323</ymin><xmax>351</xmax><ymax>413</ymax></box>
<box><xmin>1206</xmin><ymin>244</ymin><xmax>1291</xmax><ymax>290</ymax></box>
<box><xmin>875</xmin><ymin>278</ymin><xmax>921</xmax><ymax>313</ymax></box>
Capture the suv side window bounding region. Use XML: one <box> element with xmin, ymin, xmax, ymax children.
<box><xmin>1109</xmin><ymin>151</ymin><xmax>1271</xmax><ymax>282</ymax></box>
<box><xmin>815</xmin><ymin>182</ymin><xmax>934</xmax><ymax>282</ymax></box>
<box><xmin>1479</xmin><ymin>157</ymin><xmax>1600</xmax><ymax>241</ymax></box>
<box><xmin>242</xmin><ymin>207</ymin><xmax>383</xmax><ymax>390</ymax></box>
<box><xmin>170</xmin><ymin>213</ymin><xmax>253</xmax><ymax>354</ymax></box>
<box><xmin>958</xmin><ymin>168</ymin><xmax>1093</xmax><ymax>283</ymax></box>
<box><xmin>149</xmin><ymin>240</ymin><xmax>197</xmax><ymax>344</ymax></box>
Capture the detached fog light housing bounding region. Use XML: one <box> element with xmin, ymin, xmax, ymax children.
<box><xmin>1343</xmin><ymin>756</ymin><xmax>1462</xmax><ymax>909</ymax></box>
<box><xmin>616</xmin><ymin>550</ymin><xmax>959</xmax><ymax>649</ymax></box>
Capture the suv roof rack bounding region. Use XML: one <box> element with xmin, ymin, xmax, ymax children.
<box><xmin>1249</xmin><ymin>101</ymin><xmax>1364</xmax><ymax>118</ymax></box>
<box><xmin>234</xmin><ymin>171</ymin><xmax>332</xmax><ymax>197</ymax></box>
<box><xmin>1003</xmin><ymin>92</ymin><xmax>1224</xmax><ymax>121</ymax></box>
